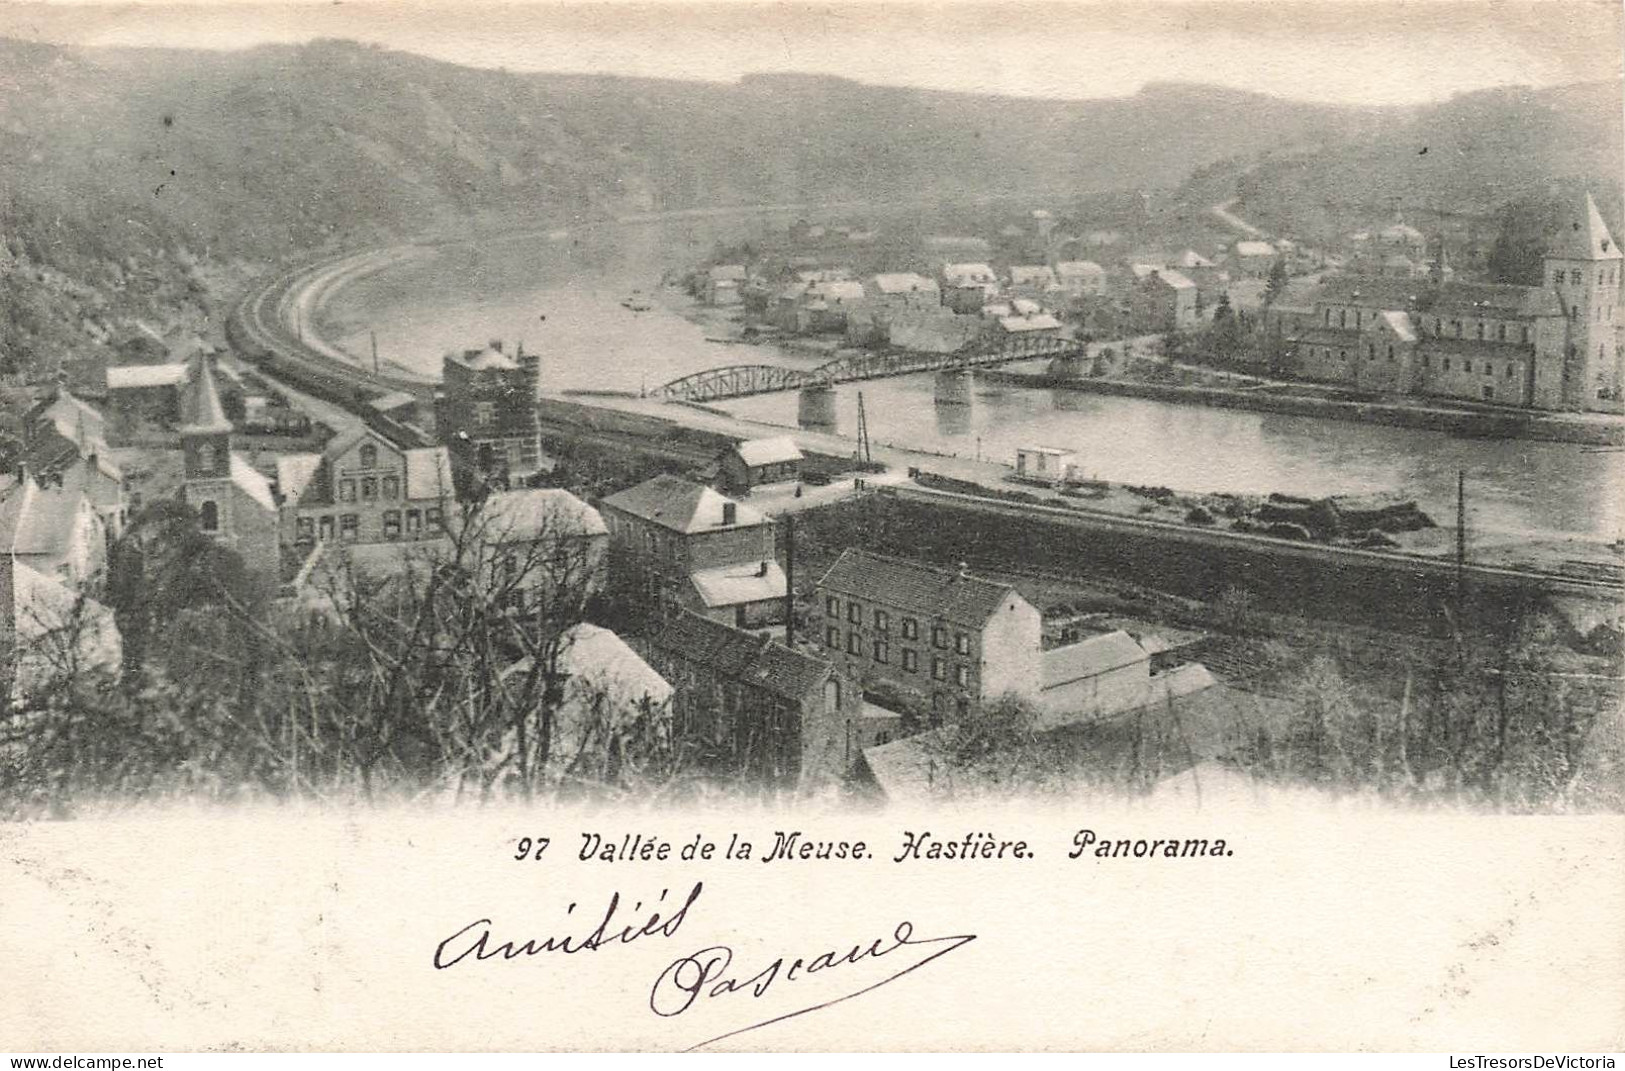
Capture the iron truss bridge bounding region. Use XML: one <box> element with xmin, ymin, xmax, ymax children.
<box><xmin>653</xmin><ymin>334</ymin><xmax>1083</xmax><ymax>402</ymax></box>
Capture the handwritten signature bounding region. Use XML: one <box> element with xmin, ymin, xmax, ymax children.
<box><xmin>430</xmin><ymin>881</ymin><xmax>976</xmax><ymax>1049</ymax></box>
<box><xmin>650</xmin><ymin>922</ymin><xmax>977</xmax><ymax>1051</ymax></box>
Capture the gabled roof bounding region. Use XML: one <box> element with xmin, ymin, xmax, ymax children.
<box><xmin>689</xmin><ymin>560</ymin><xmax>787</xmax><ymax>609</ymax></box>
<box><xmin>871</xmin><ymin>272</ymin><xmax>939</xmax><ymax>295</ymax></box>
<box><xmin>229</xmin><ymin>455</ymin><xmax>277</xmax><ymax>513</ymax></box>
<box><xmin>1371</xmin><ymin>310</ymin><xmax>1417</xmax><ymax>343</ymax></box>
<box><xmin>476</xmin><ymin>487</ymin><xmax>606</xmax><ymax>542</ymax></box>
<box><xmin>1549</xmin><ymin>193</ymin><xmax>1622</xmax><ymax>261</ymax></box>
<box><xmin>1312</xmin><ymin>274</ymin><xmax>1427</xmax><ymax>309</ymax></box>
<box><xmin>649</xmin><ymin>610</ymin><xmax>831</xmax><ymax>703</ymax></box>
<box><xmin>601</xmin><ymin>474</ymin><xmax>767</xmax><ymax>534</ymax></box>
<box><xmin>180</xmin><ymin>357</ymin><xmax>232</xmax><ymax>435</ymax></box>
<box><xmin>818</xmin><ymin>549</ymin><xmax>1021</xmax><ymax>627</ymax></box>
<box><xmin>107</xmin><ymin>363</ymin><xmax>190</xmax><ymax>390</ymax></box>
<box><xmin>999</xmin><ymin>313</ymin><xmax>1063</xmax><ymax>332</ymax></box>
<box><xmin>276</xmin><ymin>453</ymin><xmax>323</xmax><ymax>505</ymax></box>
<box><xmin>1151</xmin><ymin>270</ymin><xmax>1196</xmax><ymax>291</ymax></box>
<box><xmin>809</xmin><ymin>280</ymin><xmax>865</xmax><ymax>303</ymax></box>
<box><xmin>943</xmin><ymin>262</ymin><xmax>997</xmax><ymax>285</ymax></box>
<box><xmin>1174</xmin><ymin>250</ymin><xmax>1215</xmax><ymax>268</ymax></box>
<box><xmin>0</xmin><ymin>468</ymin><xmax>93</xmax><ymax>557</ymax></box>
<box><xmin>404</xmin><ymin>447</ymin><xmax>455</xmax><ymax>502</ymax></box>
<box><xmin>732</xmin><ymin>436</ymin><xmax>804</xmax><ymax>468</ymax></box>
<box><xmin>1041</xmin><ymin>630</ymin><xmax>1148</xmax><ymax>689</ymax></box>
<box><xmin>367</xmin><ymin>390</ymin><xmax>418</xmax><ymax>413</ymax></box>
<box><xmin>1008</xmin><ymin>265</ymin><xmax>1057</xmax><ymax>285</ymax></box>
<box><xmin>1434</xmin><ymin>281</ymin><xmax>1564</xmax><ymax>319</ymax></box>
<box><xmin>1055</xmin><ymin>260</ymin><xmax>1105</xmax><ymax>277</ymax></box>
<box><xmin>708</xmin><ymin>264</ymin><xmax>748</xmax><ymax>282</ymax></box>
<box><xmin>1234</xmin><ymin>240</ymin><xmax>1277</xmax><ymax>257</ymax></box>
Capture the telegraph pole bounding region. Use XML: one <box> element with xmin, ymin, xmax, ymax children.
<box><xmin>1455</xmin><ymin>469</ymin><xmax>1467</xmax><ymax>613</ymax></box>
<box><xmin>371</xmin><ymin>330</ymin><xmax>380</xmax><ymax>375</ymax></box>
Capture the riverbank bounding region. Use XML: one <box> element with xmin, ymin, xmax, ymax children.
<box><xmin>986</xmin><ymin>369</ymin><xmax>1625</xmax><ymax>447</ymax></box>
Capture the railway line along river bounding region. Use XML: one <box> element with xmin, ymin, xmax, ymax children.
<box><xmin>314</xmin><ymin>214</ymin><xmax>1624</xmax><ymax>546</ymax></box>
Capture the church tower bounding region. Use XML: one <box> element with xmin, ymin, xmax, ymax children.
<box><xmin>180</xmin><ymin>355</ymin><xmax>235</xmax><ymax>538</ymax></box>
<box><xmin>1543</xmin><ymin>192</ymin><xmax>1624</xmax><ymax>409</ymax></box>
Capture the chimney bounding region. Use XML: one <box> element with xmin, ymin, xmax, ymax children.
<box><xmin>722</xmin><ymin>501</ymin><xmax>737</xmax><ymax>526</ymax></box>
<box><xmin>757</xmin><ymin>560</ymin><xmax>769</xmax><ymax>577</ymax></box>
<box><xmin>490</xmin><ymin>339</ymin><xmax>504</xmax><ymax>353</ymax></box>
<box><xmin>957</xmin><ymin>561</ymin><xmax>969</xmax><ymax>579</ymax></box>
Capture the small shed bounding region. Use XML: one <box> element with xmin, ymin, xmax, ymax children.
<box><xmin>1014</xmin><ymin>445</ymin><xmax>1076</xmax><ymax>484</ymax></box>
<box><xmin>720</xmin><ymin>436</ymin><xmax>804</xmax><ymax>494</ymax></box>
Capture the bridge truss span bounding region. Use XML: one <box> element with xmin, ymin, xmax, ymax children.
<box><xmin>653</xmin><ymin>334</ymin><xmax>1085</xmax><ymax>403</ymax></box>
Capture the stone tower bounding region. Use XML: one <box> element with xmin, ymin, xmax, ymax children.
<box><xmin>1543</xmin><ymin>192</ymin><xmax>1624</xmax><ymax>408</ymax></box>
<box><xmin>180</xmin><ymin>355</ymin><xmax>234</xmax><ymax>537</ymax></box>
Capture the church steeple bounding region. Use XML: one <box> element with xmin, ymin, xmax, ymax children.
<box><xmin>181</xmin><ymin>355</ymin><xmax>232</xmax><ymax>482</ymax></box>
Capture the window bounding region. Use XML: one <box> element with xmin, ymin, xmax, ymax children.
<box><xmin>874</xmin><ymin>609</ymin><xmax>889</xmax><ymax>632</ymax></box>
<box><xmin>1453</xmin><ymin>321</ymin><xmax>1462</xmax><ymax>338</ymax></box>
<box><xmin>902</xmin><ymin>649</ymin><xmax>918</xmax><ymax>672</ymax></box>
<box><xmin>198</xmin><ymin>500</ymin><xmax>219</xmax><ymax>532</ymax></box>
<box><xmin>1433</xmin><ymin>318</ymin><xmax>1442</xmax><ymax>335</ymax></box>
<box><xmin>1367</xmin><ymin>343</ymin><xmax>1376</xmax><ymax>360</ymax></box>
<box><xmin>1497</xmin><ymin>323</ymin><xmax>1506</xmax><ymax>341</ymax></box>
<box><xmin>1387</xmin><ymin>345</ymin><xmax>1395</xmax><ymax>361</ymax></box>
<box><xmin>956</xmin><ymin>696</ymin><xmax>970</xmax><ymax>718</ymax></box>
<box><xmin>1423</xmin><ymin>355</ymin><xmax>1431</xmax><ymax>368</ymax></box>
<box><xmin>318</xmin><ymin>515</ymin><xmax>335</xmax><ymax>541</ymax></box>
<box><xmin>901</xmin><ymin>617</ymin><xmax>919</xmax><ymax>640</ymax></box>
<box><xmin>954</xmin><ymin>664</ymin><xmax>970</xmax><ymax>687</ymax></box>
<box><xmin>846</xmin><ymin>631</ymin><xmax>861</xmax><ymax>655</ymax></box>
<box><xmin>361</xmin><ymin>477</ymin><xmax>378</xmax><ymax>501</ymax></box>
<box><xmin>1338</xmin><ymin>349</ymin><xmax>1347</xmax><ymax>362</ymax></box>
<box><xmin>1521</xmin><ymin>326</ymin><xmax>1530</xmax><ymax>343</ymax></box>
<box><xmin>825</xmin><ymin>678</ymin><xmax>842</xmax><ymax>712</ymax></box>
<box><xmin>1483</xmin><ymin>362</ymin><xmax>1493</xmax><ymax>377</ymax></box>
<box><xmin>1463</xmin><ymin>360</ymin><xmax>1472</xmax><ymax>373</ymax></box>
<box><xmin>1554</xmin><ymin>269</ymin><xmax>1565</xmax><ymax>287</ymax></box>
<box><xmin>931</xmin><ymin>656</ymin><xmax>946</xmax><ymax>681</ymax></box>
<box><xmin>195</xmin><ymin>443</ymin><xmax>216</xmax><ymax>474</ymax></box>
<box><xmin>340</xmin><ymin>514</ymin><xmax>359</xmax><ymax>541</ymax></box>
<box><xmin>847</xmin><ymin>602</ymin><xmax>861</xmax><ymax>624</ymax></box>
<box><xmin>426</xmin><ymin>507</ymin><xmax>443</xmax><ymax>530</ymax></box>
<box><xmin>1571</xmin><ymin>270</ymin><xmax>1583</xmax><ymax>285</ymax></box>
<box><xmin>474</xmin><ymin>401</ymin><xmax>497</xmax><ymax>427</ymax></box>
<box><xmin>406</xmin><ymin>509</ymin><xmax>422</xmax><ymax>534</ymax></box>
<box><xmin>932</xmin><ymin>626</ymin><xmax>948</xmax><ymax>649</ymax></box>
<box><xmin>1475</xmin><ymin>322</ymin><xmax>1484</xmax><ymax>340</ymax></box>
<box><xmin>826</xmin><ymin>626</ymin><xmax>839</xmax><ymax>648</ymax></box>
<box><xmin>1505</xmin><ymin>364</ymin><xmax>1515</xmax><ymax>379</ymax></box>
<box><xmin>296</xmin><ymin>517</ymin><xmax>314</xmax><ymax>544</ymax></box>
<box><xmin>873</xmin><ymin>640</ymin><xmax>889</xmax><ymax>664</ymax></box>
<box><xmin>826</xmin><ymin>596</ymin><xmax>839</xmax><ymax>617</ymax></box>
<box><xmin>359</xmin><ymin>444</ymin><xmax>377</xmax><ymax>469</ymax></box>
<box><xmin>955</xmin><ymin>632</ymin><xmax>971</xmax><ymax>655</ymax></box>
<box><xmin>1324</xmin><ymin>308</ymin><xmax>1332</xmax><ymax>326</ymax></box>
<box><xmin>339</xmin><ymin>479</ymin><xmax>357</xmax><ymax>503</ymax></box>
<box><xmin>1338</xmin><ymin>309</ymin><xmax>1346</xmax><ymax>328</ymax></box>
<box><xmin>1443</xmin><ymin>359</ymin><xmax>1451</xmax><ymax>371</ymax></box>
<box><xmin>382</xmin><ymin>476</ymin><xmax>400</xmax><ymax>500</ymax></box>
<box><xmin>383</xmin><ymin>510</ymin><xmax>402</xmax><ymax>539</ymax></box>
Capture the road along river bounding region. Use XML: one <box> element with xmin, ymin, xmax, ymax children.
<box><xmin>311</xmin><ymin>214</ymin><xmax>1625</xmax><ymax>545</ymax></box>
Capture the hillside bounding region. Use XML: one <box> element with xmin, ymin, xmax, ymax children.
<box><xmin>0</xmin><ymin>36</ymin><xmax>1619</xmax><ymax>379</ymax></box>
<box><xmin>1190</xmin><ymin>80</ymin><xmax>1625</xmax><ymax>244</ymax></box>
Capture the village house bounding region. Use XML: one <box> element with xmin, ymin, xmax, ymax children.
<box><xmin>815</xmin><ymin>549</ymin><xmax>1043</xmax><ymax>723</ymax></box>
<box><xmin>816</xmin><ymin>550</ymin><xmax>1215</xmax><ymax>728</ymax></box>
<box><xmin>941</xmin><ymin>262</ymin><xmax>1001</xmax><ymax>313</ymax></box>
<box><xmin>1230</xmin><ymin>240</ymin><xmax>1279</xmax><ymax>279</ymax></box>
<box><xmin>23</xmin><ymin>389</ymin><xmax>125</xmax><ymax>539</ymax></box>
<box><xmin>866</xmin><ymin>272</ymin><xmax>941</xmax><ymax>313</ymax></box>
<box><xmin>276</xmin><ymin>419</ymin><xmax>456</xmax><ymax>548</ymax></box>
<box><xmin>886</xmin><ymin>307</ymin><xmax>985</xmax><ymax>354</ymax></box>
<box><xmin>1007</xmin><ymin>264</ymin><xmax>1058</xmax><ymax>299</ymax></box>
<box><xmin>718</xmin><ymin>436</ymin><xmax>804</xmax><ymax>496</ymax></box>
<box><xmin>0</xmin><ymin>552</ymin><xmax>122</xmax><ymax>699</ymax></box>
<box><xmin>600</xmin><ymin>474</ymin><xmax>785</xmax><ymax>628</ymax></box>
<box><xmin>991</xmin><ymin>310</ymin><xmax>1064</xmax><ymax>341</ymax></box>
<box><xmin>1055</xmin><ymin>261</ymin><xmax>1107</xmax><ymax>298</ymax></box>
<box><xmin>105</xmin><ymin>362</ymin><xmax>190</xmax><ymax>425</ymax></box>
<box><xmin>645</xmin><ymin>610</ymin><xmax>855</xmax><ymax>786</ymax></box>
<box><xmin>703</xmin><ymin>264</ymin><xmax>748</xmax><ymax>306</ymax></box>
<box><xmin>0</xmin><ymin>464</ymin><xmax>113</xmax><ymax>591</ymax></box>
<box><xmin>435</xmin><ymin>341</ymin><xmax>547</xmax><ymax>488</ymax></box>
<box><xmin>1284</xmin><ymin>194</ymin><xmax>1623</xmax><ymax>411</ymax></box>
<box><xmin>1131</xmin><ymin>269</ymin><xmax>1199</xmax><ymax>332</ymax></box>
<box><xmin>466</xmin><ymin>487</ymin><xmax>609</xmax><ymax>609</ymax></box>
<box><xmin>795</xmin><ymin>280</ymin><xmax>867</xmax><ymax>333</ymax></box>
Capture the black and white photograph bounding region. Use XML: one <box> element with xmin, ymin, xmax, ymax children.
<box><xmin>0</xmin><ymin>0</ymin><xmax>1621</xmax><ymax>1054</ymax></box>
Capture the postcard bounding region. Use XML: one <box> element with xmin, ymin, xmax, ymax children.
<box><xmin>0</xmin><ymin>0</ymin><xmax>1621</xmax><ymax>1053</ymax></box>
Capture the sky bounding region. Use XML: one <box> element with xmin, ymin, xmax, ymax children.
<box><xmin>0</xmin><ymin>0</ymin><xmax>1621</xmax><ymax>106</ymax></box>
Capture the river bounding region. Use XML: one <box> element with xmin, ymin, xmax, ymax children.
<box><xmin>320</xmin><ymin>215</ymin><xmax>1624</xmax><ymax>542</ymax></box>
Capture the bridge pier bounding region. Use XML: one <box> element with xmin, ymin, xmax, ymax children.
<box><xmin>797</xmin><ymin>383</ymin><xmax>838</xmax><ymax>431</ymax></box>
<box><xmin>934</xmin><ymin>369</ymin><xmax>975</xmax><ymax>406</ymax></box>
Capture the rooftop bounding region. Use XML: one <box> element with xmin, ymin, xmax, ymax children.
<box><xmin>818</xmin><ymin>549</ymin><xmax>1020</xmax><ymax>627</ymax></box>
<box><xmin>1548</xmin><ymin>192</ymin><xmax>1621</xmax><ymax>261</ymax></box>
<box><xmin>732</xmin><ymin>436</ymin><xmax>804</xmax><ymax>468</ymax></box>
<box><xmin>475</xmin><ymin>487</ymin><xmax>606</xmax><ymax>542</ymax></box>
<box><xmin>601</xmin><ymin>474</ymin><xmax>767</xmax><ymax>534</ymax></box>
<box><xmin>649</xmin><ymin>610</ymin><xmax>831</xmax><ymax>703</ymax></box>
<box><xmin>689</xmin><ymin>560</ymin><xmax>787</xmax><ymax>610</ymax></box>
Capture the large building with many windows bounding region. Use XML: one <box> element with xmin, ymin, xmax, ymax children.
<box><xmin>276</xmin><ymin>421</ymin><xmax>456</xmax><ymax>547</ymax></box>
<box><xmin>1283</xmin><ymin>192</ymin><xmax>1623</xmax><ymax>411</ymax></box>
<box><xmin>814</xmin><ymin>549</ymin><xmax>1042</xmax><ymax>723</ymax></box>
